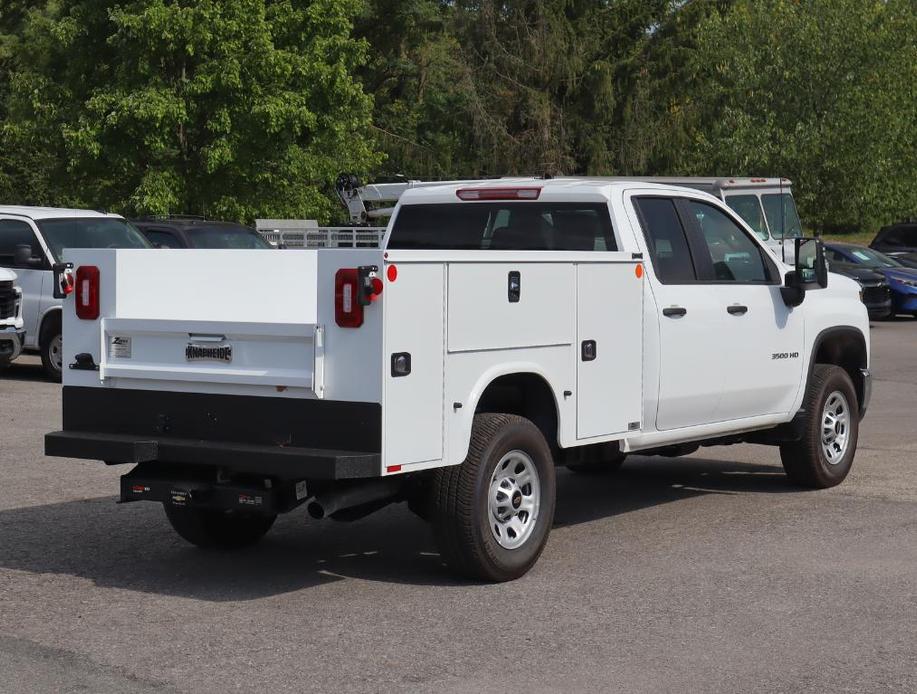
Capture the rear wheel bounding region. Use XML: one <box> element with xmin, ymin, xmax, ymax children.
<box><xmin>430</xmin><ymin>413</ymin><xmax>556</xmax><ymax>582</ymax></box>
<box><xmin>163</xmin><ymin>504</ymin><xmax>276</xmax><ymax>549</ymax></box>
<box><xmin>39</xmin><ymin>315</ymin><xmax>62</xmax><ymax>382</ymax></box>
<box><xmin>780</xmin><ymin>364</ymin><xmax>859</xmax><ymax>489</ymax></box>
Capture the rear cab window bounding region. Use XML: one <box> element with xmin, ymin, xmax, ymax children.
<box><xmin>387</xmin><ymin>203</ymin><xmax>617</xmax><ymax>251</ymax></box>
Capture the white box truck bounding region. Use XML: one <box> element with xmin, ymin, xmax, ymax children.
<box><xmin>46</xmin><ymin>179</ymin><xmax>870</xmax><ymax>581</ymax></box>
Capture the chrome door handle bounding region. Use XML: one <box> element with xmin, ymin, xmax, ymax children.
<box><xmin>726</xmin><ymin>305</ymin><xmax>748</xmax><ymax>315</ymax></box>
<box><xmin>662</xmin><ymin>307</ymin><xmax>687</xmax><ymax>317</ymax></box>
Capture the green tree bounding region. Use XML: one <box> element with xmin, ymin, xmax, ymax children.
<box><xmin>3</xmin><ymin>0</ymin><xmax>379</xmax><ymax>222</ymax></box>
<box><xmin>680</xmin><ymin>0</ymin><xmax>917</xmax><ymax>231</ymax></box>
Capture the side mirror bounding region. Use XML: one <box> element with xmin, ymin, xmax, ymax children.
<box><xmin>781</xmin><ymin>238</ymin><xmax>827</xmax><ymax>307</ymax></box>
<box><xmin>13</xmin><ymin>244</ymin><xmax>37</xmax><ymax>268</ymax></box>
<box><xmin>52</xmin><ymin>262</ymin><xmax>74</xmax><ymax>299</ymax></box>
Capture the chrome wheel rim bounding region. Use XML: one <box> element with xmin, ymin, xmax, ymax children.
<box><xmin>488</xmin><ymin>450</ymin><xmax>540</xmax><ymax>550</ymax></box>
<box><xmin>821</xmin><ymin>390</ymin><xmax>851</xmax><ymax>465</ymax></box>
<box><xmin>49</xmin><ymin>334</ymin><xmax>63</xmax><ymax>373</ymax></box>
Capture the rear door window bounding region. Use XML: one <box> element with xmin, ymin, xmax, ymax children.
<box><xmin>388</xmin><ymin>203</ymin><xmax>616</xmax><ymax>251</ymax></box>
<box><xmin>633</xmin><ymin>197</ymin><xmax>698</xmax><ymax>283</ymax></box>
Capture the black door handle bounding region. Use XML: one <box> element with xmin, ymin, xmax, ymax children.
<box><xmin>662</xmin><ymin>307</ymin><xmax>687</xmax><ymax>317</ymax></box>
<box><xmin>726</xmin><ymin>305</ymin><xmax>748</xmax><ymax>315</ymax></box>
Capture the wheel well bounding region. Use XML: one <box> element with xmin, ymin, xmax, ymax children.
<box><xmin>812</xmin><ymin>327</ymin><xmax>868</xmax><ymax>410</ymax></box>
<box><xmin>475</xmin><ymin>373</ymin><xmax>559</xmax><ymax>449</ymax></box>
<box><xmin>39</xmin><ymin>308</ymin><xmax>61</xmax><ymax>345</ymax></box>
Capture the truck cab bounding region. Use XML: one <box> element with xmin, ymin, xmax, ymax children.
<box><xmin>45</xmin><ymin>179</ymin><xmax>869</xmax><ymax>581</ymax></box>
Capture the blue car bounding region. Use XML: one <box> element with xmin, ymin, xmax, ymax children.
<box><xmin>824</xmin><ymin>242</ymin><xmax>917</xmax><ymax>317</ymax></box>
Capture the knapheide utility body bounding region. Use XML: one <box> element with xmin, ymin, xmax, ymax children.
<box><xmin>46</xmin><ymin>179</ymin><xmax>871</xmax><ymax>581</ymax></box>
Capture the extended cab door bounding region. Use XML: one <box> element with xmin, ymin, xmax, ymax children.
<box><xmin>679</xmin><ymin>198</ymin><xmax>804</xmax><ymax>420</ymax></box>
<box><xmin>631</xmin><ymin>196</ymin><xmax>725</xmax><ymax>430</ymax></box>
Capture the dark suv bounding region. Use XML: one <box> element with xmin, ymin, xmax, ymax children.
<box><xmin>870</xmin><ymin>221</ymin><xmax>917</xmax><ymax>268</ymax></box>
<box><xmin>132</xmin><ymin>216</ymin><xmax>271</xmax><ymax>249</ymax></box>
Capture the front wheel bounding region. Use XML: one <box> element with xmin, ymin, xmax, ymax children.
<box><xmin>780</xmin><ymin>364</ymin><xmax>859</xmax><ymax>489</ymax></box>
<box><xmin>430</xmin><ymin>413</ymin><xmax>556</xmax><ymax>582</ymax></box>
<box><xmin>164</xmin><ymin>504</ymin><xmax>276</xmax><ymax>549</ymax></box>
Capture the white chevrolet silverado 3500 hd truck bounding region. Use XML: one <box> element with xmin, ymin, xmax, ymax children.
<box><xmin>45</xmin><ymin>180</ymin><xmax>870</xmax><ymax>582</ymax></box>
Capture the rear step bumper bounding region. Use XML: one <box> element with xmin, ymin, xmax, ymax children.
<box><xmin>45</xmin><ymin>431</ymin><xmax>379</xmax><ymax>479</ymax></box>
<box><xmin>46</xmin><ymin>386</ymin><xmax>383</xmax><ymax>480</ymax></box>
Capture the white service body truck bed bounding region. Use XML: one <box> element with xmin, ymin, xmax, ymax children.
<box><xmin>46</xmin><ymin>180</ymin><xmax>871</xmax><ymax>581</ymax></box>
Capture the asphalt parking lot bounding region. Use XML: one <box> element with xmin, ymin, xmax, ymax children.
<box><xmin>1</xmin><ymin>319</ymin><xmax>916</xmax><ymax>693</ymax></box>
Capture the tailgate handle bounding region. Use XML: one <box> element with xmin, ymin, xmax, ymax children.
<box><xmin>188</xmin><ymin>333</ymin><xmax>227</xmax><ymax>342</ymax></box>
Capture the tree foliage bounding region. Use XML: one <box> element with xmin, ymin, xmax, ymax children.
<box><xmin>1</xmin><ymin>0</ymin><xmax>378</xmax><ymax>221</ymax></box>
<box><xmin>0</xmin><ymin>0</ymin><xmax>914</xmax><ymax>230</ymax></box>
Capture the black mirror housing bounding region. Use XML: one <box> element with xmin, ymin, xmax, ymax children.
<box><xmin>781</xmin><ymin>238</ymin><xmax>827</xmax><ymax>307</ymax></box>
<box><xmin>794</xmin><ymin>237</ymin><xmax>828</xmax><ymax>289</ymax></box>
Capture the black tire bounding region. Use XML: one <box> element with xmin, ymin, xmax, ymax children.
<box><xmin>780</xmin><ymin>364</ymin><xmax>859</xmax><ymax>489</ymax></box>
<box><xmin>566</xmin><ymin>442</ymin><xmax>626</xmax><ymax>475</ymax></box>
<box><xmin>163</xmin><ymin>504</ymin><xmax>276</xmax><ymax>549</ymax></box>
<box><xmin>430</xmin><ymin>413</ymin><xmax>556</xmax><ymax>582</ymax></box>
<box><xmin>39</xmin><ymin>314</ymin><xmax>62</xmax><ymax>382</ymax></box>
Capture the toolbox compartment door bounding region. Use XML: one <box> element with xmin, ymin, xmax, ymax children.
<box><xmin>575</xmin><ymin>261</ymin><xmax>644</xmax><ymax>439</ymax></box>
<box><xmin>383</xmin><ymin>262</ymin><xmax>445</xmax><ymax>467</ymax></box>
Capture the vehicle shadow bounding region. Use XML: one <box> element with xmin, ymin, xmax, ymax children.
<box><xmin>0</xmin><ymin>455</ymin><xmax>793</xmax><ymax>601</ymax></box>
<box><xmin>0</xmin><ymin>357</ymin><xmax>51</xmax><ymax>383</ymax></box>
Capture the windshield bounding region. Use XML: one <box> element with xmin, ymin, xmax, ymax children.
<box><xmin>761</xmin><ymin>193</ymin><xmax>803</xmax><ymax>240</ymax></box>
<box><xmin>842</xmin><ymin>246</ymin><xmax>904</xmax><ymax>269</ymax></box>
<box><xmin>187</xmin><ymin>226</ymin><xmax>271</xmax><ymax>249</ymax></box>
<box><xmin>37</xmin><ymin>217</ymin><xmax>151</xmax><ymax>261</ymax></box>
<box><xmin>724</xmin><ymin>195</ymin><xmax>769</xmax><ymax>241</ymax></box>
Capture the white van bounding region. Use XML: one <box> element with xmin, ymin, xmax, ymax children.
<box><xmin>0</xmin><ymin>207</ymin><xmax>150</xmax><ymax>379</ymax></box>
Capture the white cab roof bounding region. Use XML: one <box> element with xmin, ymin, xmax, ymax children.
<box><xmin>0</xmin><ymin>205</ymin><xmax>123</xmax><ymax>221</ymax></box>
<box><xmin>397</xmin><ymin>178</ymin><xmax>721</xmax><ymax>206</ymax></box>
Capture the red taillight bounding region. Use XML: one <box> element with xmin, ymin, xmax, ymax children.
<box><xmin>456</xmin><ymin>187</ymin><xmax>541</xmax><ymax>201</ymax></box>
<box><xmin>75</xmin><ymin>265</ymin><xmax>100</xmax><ymax>320</ymax></box>
<box><xmin>335</xmin><ymin>268</ymin><xmax>364</xmax><ymax>328</ymax></box>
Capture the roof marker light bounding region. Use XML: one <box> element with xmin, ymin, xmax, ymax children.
<box><xmin>456</xmin><ymin>187</ymin><xmax>542</xmax><ymax>201</ymax></box>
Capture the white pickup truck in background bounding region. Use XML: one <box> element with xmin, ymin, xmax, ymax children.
<box><xmin>45</xmin><ymin>179</ymin><xmax>870</xmax><ymax>581</ymax></box>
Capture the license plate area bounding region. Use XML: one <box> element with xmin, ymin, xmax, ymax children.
<box><xmin>119</xmin><ymin>465</ymin><xmax>309</xmax><ymax>514</ymax></box>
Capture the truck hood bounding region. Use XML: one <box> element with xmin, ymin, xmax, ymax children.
<box><xmin>0</xmin><ymin>267</ymin><xmax>17</xmax><ymax>282</ymax></box>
